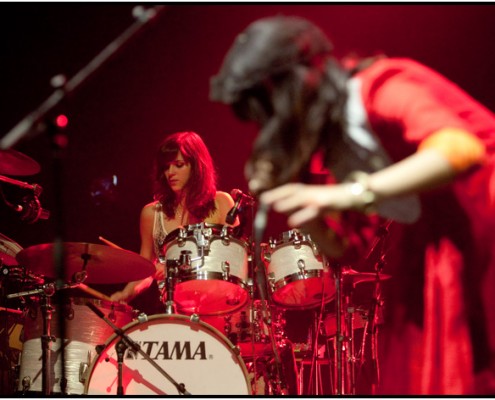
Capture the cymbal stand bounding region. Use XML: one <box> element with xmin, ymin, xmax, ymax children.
<box><xmin>307</xmin><ymin>279</ymin><xmax>327</xmax><ymax>394</ymax></box>
<box><xmin>7</xmin><ymin>283</ymin><xmax>56</xmax><ymax>394</ymax></box>
<box><xmin>252</xmin><ymin>205</ymin><xmax>287</xmax><ymax>395</ymax></box>
<box><xmin>86</xmin><ymin>301</ymin><xmax>190</xmax><ymax>395</ymax></box>
<box><xmin>7</xmin><ymin>280</ymin><xmax>84</xmax><ymax>394</ymax></box>
<box><xmin>342</xmin><ymin>276</ymin><xmax>357</xmax><ymax>395</ymax></box>
<box><xmin>358</xmin><ymin>259</ymin><xmax>385</xmax><ymax>393</ymax></box>
<box><xmin>39</xmin><ymin>284</ymin><xmax>56</xmax><ymax>395</ymax></box>
<box><xmin>333</xmin><ymin>263</ymin><xmax>344</xmax><ymax>395</ymax></box>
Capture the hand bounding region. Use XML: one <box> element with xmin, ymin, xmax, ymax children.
<box><xmin>109</xmin><ymin>290</ymin><xmax>130</xmax><ymax>303</ymax></box>
<box><xmin>154</xmin><ymin>262</ymin><xmax>165</xmax><ymax>280</ymax></box>
<box><xmin>260</xmin><ymin>182</ymin><xmax>357</xmax><ymax>227</ymax></box>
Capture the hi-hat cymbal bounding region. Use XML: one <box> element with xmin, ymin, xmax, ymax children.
<box><xmin>0</xmin><ymin>149</ymin><xmax>40</xmax><ymax>176</ymax></box>
<box><xmin>16</xmin><ymin>242</ymin><xmax>154</xmax><ymax>284</ymax></box>
<box><xmin>342</xmin><ymin>267</ymin><xmax>391</xmax><ymax>285</ymax></box>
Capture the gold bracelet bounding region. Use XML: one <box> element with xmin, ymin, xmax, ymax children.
<box><xmin>345</xmin><ymin>171</ymin><xmax>377</xmax><ymax>213</ymax></box>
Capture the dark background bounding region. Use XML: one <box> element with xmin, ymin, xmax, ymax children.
<box><xmin>2</xmin><ymin>3</ymin><xmax>495</xmax><ymax>254</ymax></box>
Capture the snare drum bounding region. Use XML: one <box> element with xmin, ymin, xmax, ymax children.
<box><xmin>18</xmin><ymin>297</ymin><xmax>134</xmax><ymax>394</ymax></box>
<box><xmin>164</xmin><ymin>223</ymin><xmax>249</xmax><ymax>315</ymax></box>
<box><xmin>84</xmin><ymin>314</ymin><xmax>251</xmax><ymax>395</ymax></box>
<box><xmin>263</xmin><ymin>230</ymin><xmax>335</xmax><ymax>309</ymax></box>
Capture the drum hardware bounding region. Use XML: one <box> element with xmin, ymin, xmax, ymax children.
<box><xmin>0</xmin><ymin>175</ymin><xmax>50</xmax><ymax>223</ymax></box>
<box><xmin>164</xmin><ymin>259</ymin><xmax>179</xmax><ymax>315</ymax></box>
<box><xmin>306</xmin><ymin>279</ymin><xmax>329</xmax><ymax>395</ymax></box>
<box><xmin>8</xmin><ymin>279</ymin><xmax>82</xmax><ymax>394</ymax></box>
<box><xmin>332</xmin><ymin>265</ymin><xmax>390</xmax><ymax>395</ymax></box>
<box><xmin>221</xmin><ymin>261</ymin><xmax>231</xmax><ymax>280</ymax></box>
<box><xmin>11</xmin><ymin>277</ymin><xmax>134</xmax><ymax>394</ymax></box>
<box><xmin>252</xmin><ymin>206</ymin><xmax>289</xmax><ymax>396</ymax></box>
<box><xmin>356</xmin><ymin>260</ymin><xmax>386</xmax><ymax>394</ymax></box>
<box><xmin>178</xmin><ymin>249</ymin><xmax>194</xmax><ymax>268</ymax></box>
<box><xmin>0</xmin><ymin>306</ymin><xmax>23</xmax><ymax>315</ymax></box>
<box><xmin>87</xmin><ymin>303</ymin><xmax>191</xmax><ymax>395</ymax></box>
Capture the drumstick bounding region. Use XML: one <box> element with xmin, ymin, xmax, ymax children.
<box><xmin>98</xmin><ymin>236</ymin><xmax>124</xmax><ymax>250</ymax></box>
<box><xmin>78</xmin><ymin>283</ymin><xmax>113</xmax><ymax>302</ymax></box>
<box><xmin>0</xmin><ymin>307</ymin><xmax>23</xmax><ymax>315</ymax></box>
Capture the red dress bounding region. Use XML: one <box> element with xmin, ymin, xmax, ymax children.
<box><xmin>353</xmin><ymin>58</ymin><xmax>495</xmax><ymax>394</ymax></box>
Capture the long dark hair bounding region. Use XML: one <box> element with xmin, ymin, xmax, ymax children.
<box><xmin>152</xmin><ymin>131</ymin><xmax>217</xmax><ymax>220</ymax></box>
<box><xmin>211</xmin><ymin>16</ymin><xmax>348</xmax><ymax>193</ymax></box>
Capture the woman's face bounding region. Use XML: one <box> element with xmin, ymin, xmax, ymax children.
<box><xmin>164</xmin><ymin>151</ymin><xmax>191</xmax><ymax>194</ymax></box>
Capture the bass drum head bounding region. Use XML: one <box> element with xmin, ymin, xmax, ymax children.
<box><xmin>84</xmin><ymin>314</ymin><xmax>250</xmax><ymax>395</ymax></box>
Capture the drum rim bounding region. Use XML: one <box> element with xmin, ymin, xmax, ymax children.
<box><xmin>176</xmin><ymin>271</ymin><xmax>248</xmax><ymax>288</ymax></box>
<box><xmin>163</xmin><ymin>223</ymin><xmax>249</xmax><ymax>246</ymax></box>
<box><xmin>72</xmin><ymin>297</ymin><xmax>134</xmax><ymax>313</ymax></box>
<box><xmin>271</xmin><ymin>272</ymin><xmax>336</xmax><ymax>309</ymax></box>
<box><xmin>83</xmin><ymin>313</ymin><xmax>251</xmax><ymax>395</ymax></box>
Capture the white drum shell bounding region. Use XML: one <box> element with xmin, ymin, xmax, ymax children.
<box><xmin>265</xmin><ymin>231</ymin><xmax>335</xmax><ymax>309</ymax></box>
<box><xmin>18</xmin><ymin>298</ymin><xmax>133</xmax><ymax>394</ymax></box>
<box><xmin>166</xmin><ymin>226</ymin><xmax>249</xmax><ymax>315</ymax></box>
<box><xmin>84</xmin><ymin>314</ymin><xmax>250</xmax><ymax>395</ymax></box>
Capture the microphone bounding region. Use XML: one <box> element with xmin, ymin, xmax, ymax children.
<box><xmin>226</xmin><ymin>189</ymin><xmax>254</xmax><ymax>225</ymax></box>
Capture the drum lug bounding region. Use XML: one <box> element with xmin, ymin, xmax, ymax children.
<box><xmin>222</xmin><ymin>261</ymin><xmax>231</xmax><ymax>280</ymax></box>
<box><xmin>179</xmin><ymin>250</ymin><xmax>192</xmax><ymax>268</ymax></box>
<box><xmin>261</xmin><ymin>243</ymin><xmax>271</xmax><ymax>262</ymax></box>
<box><xmin>178</xmin><ymin>227</ymin><xmax>187</xmax><ymax>246</ymax></box>
<box><xmin>268</xmin><ymin>272</ymin><xmax>276</xmax><ymax>291</ymax></box>
<box><xmin>190</xmin><ymin>313</ymin><xmax>200</xmax><ymax>323</ymax></box>
<box><xmin>297</xmin><ymin>259</ymin><xmax>306</xmax><ymax>276</ymax></box>
<box><xmin>79</xmin><ymin>361</ymin><xmax>89</xmax><ymax>384</ymax></box>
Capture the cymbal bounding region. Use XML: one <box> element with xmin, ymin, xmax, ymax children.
<box><xmin>0</xmin><ymin>149</ymin><xmax>40</xmax><ymax>176</ymax></box>
<box><xmin>342</xmin><ymin>267</ymin><xmax>391</xmax><ymax>285</ymax></box>
<box><xmin>16</xmin><ymin>242</ymin><xmax>154</xmax><ymax>284</ymax></box>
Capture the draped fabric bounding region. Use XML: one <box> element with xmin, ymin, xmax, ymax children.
<box><xmin>348</xmin><ymin>58</ymin><xmax>495</xmax><ymax>395</ymax></box>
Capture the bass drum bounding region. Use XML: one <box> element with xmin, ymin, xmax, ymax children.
<box><xmin>84</xmin><ymin>314</ymin><xmax>250</xmax><ymax>395</ymax></box>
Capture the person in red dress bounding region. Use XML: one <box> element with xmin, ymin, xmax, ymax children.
<box><xmin>211</xmin><ymin>15</ymin><xmax>495</xmax><ymax>395</ymax></box>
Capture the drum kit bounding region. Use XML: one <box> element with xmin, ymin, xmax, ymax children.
<box><xmin>0</xmin><ymin>149</ymin><xmax>391</xmax><ymax>396</ymax></box>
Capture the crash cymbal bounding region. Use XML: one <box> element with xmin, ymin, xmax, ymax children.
<box><xmin>16</xmin><ymin>242</ymin><xmax>154</xmax><ymax>284</ymax></box>
<box><xmin>342</xmin><ymin>267</ymin><xmax>391</xmax><ymax>285</ymax></box>
<box><xmin>0</xmin><ymin>149</ymin><xmax>40</xmax><ymax>176</ymax></box>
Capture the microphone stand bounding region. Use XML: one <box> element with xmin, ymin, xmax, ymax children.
<box><xmin>1</xmin><ymin>6</ymin><xmax>166</xmax><ymax>395</ymax></box>
<box><xmin>252</xmin><ymin>204</ymin><xmax>288</xmax><ymax>395</ymax></box>
<box><xmin>0</xmin><ymin>6</ymin><xmax>166</xmax><ymax>150</ymax></box>
<box><xmin>85</xmin><ymin>302</ymin><xmax>190</xmax><ymax>395</ymax></box>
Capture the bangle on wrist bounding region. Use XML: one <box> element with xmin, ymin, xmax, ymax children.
<box><xmin>345</xmin><ymin>171</ymin><xmax>377</xmax><ymax>213</ymax></box>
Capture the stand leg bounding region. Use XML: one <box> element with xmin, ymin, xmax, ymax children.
<box><xmin>40</xmin><ymin>296</ymin><xmax>55</xmax><ymax>395</ymax></box>
<box><xmin>116</xmin><ymin>339</ymin><xmax>127</xmax><ymax>395</ymax></box>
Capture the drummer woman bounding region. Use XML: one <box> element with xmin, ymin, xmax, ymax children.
<box><xmin>110</xmin><ymin>131</ymin><xmax>236</xmax><ymax>305</ymax></box>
